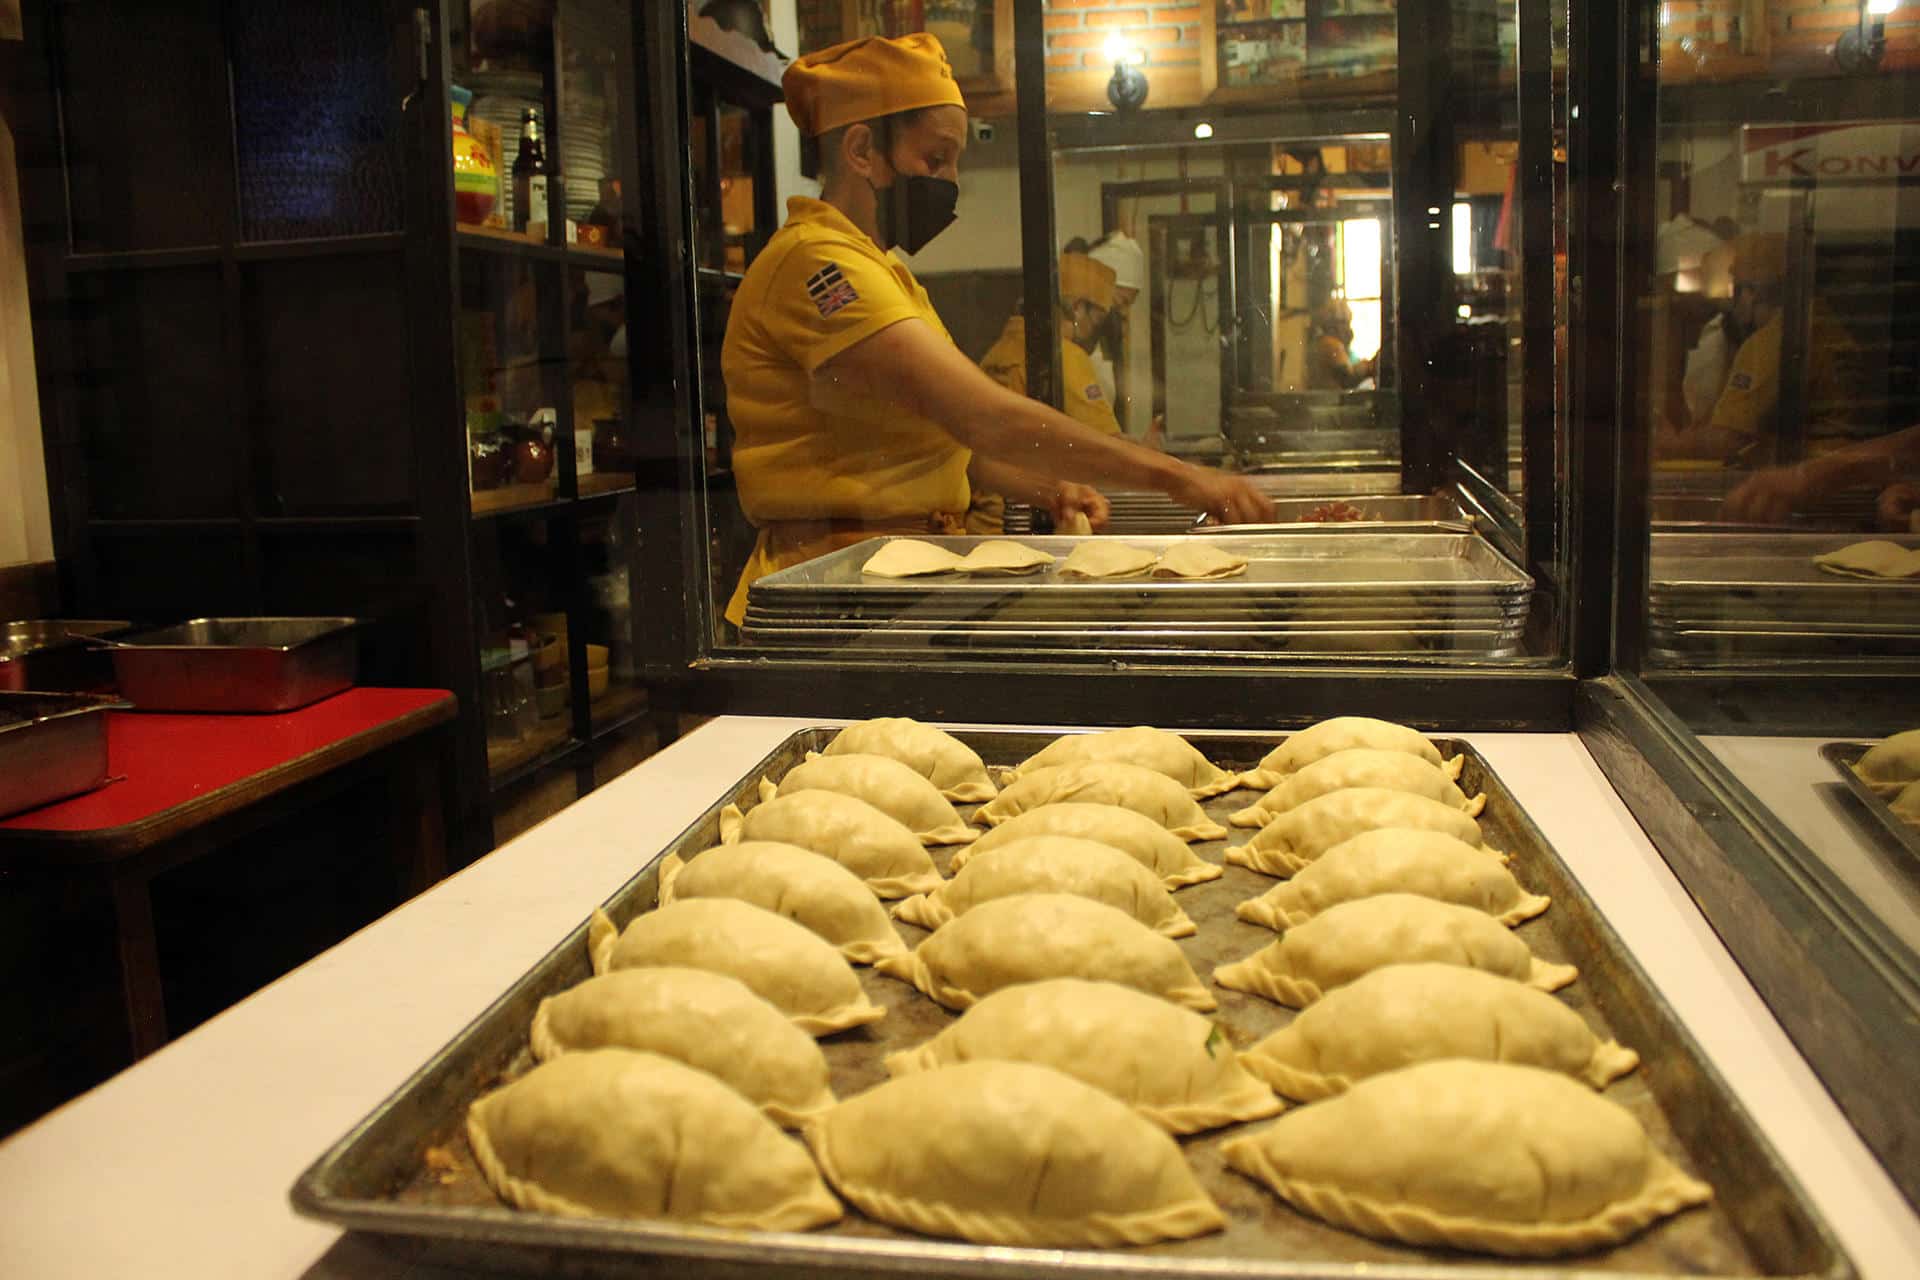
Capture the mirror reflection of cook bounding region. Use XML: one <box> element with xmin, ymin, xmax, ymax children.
<box><xmin>1654</xmin><ymin>232</ymin><xmax>1852</xmax><ymax>466</ymax></box>
<box><xmin>719</xmin><ymin>33</ymin><xmax>1274</xmax><ymax>625</ymax></box>
<box><xmin>1306</xmin><ymin>299</ymin><xmax>1374</xmax><ymax>391</ymax></box>
<box><xmin>969</xmin><ymin>252</ymin><xmax>1123</xmax><ymax>533</ymax></box>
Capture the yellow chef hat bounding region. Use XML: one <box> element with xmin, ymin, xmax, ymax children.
<box><xmin>1729</xmin><ymin>231</ymin><xmax>1787</xmax><ymax>286</ymax></box>
<box><xmin>1059</xmin><ymin>252</ymin><xmax>1117</xmax><ymax>311</ymax></box>
<box><xmin>783</xmin><ymin>33</ymin><xmax>968</xmax><ymax>138</ymax></box>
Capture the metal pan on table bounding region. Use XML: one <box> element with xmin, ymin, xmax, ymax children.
<box><xmin>1820</xmin><ymin>741</ymin><xmax>1920</xmax><ymax>865</ymax></box>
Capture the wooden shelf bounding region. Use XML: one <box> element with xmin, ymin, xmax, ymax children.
<box><xmin>589</xmin><ymin>681</ymin><xmax>650</xmax><ymax>737</ymax></box>
<box><xmin>578</xmin><ymin>473</ymin><xmax>636</xmax><ymax>500</ymax></box>
<box><xmin>486</xmin><ymin>718</ymin><xmax>579</xmax><ymax>785</ymax></box>
<box><xmin>470</xmin><ymin>481</ymin><xmax>561</xmax><ymax>517</ymax></box>
<box><xmin>459</xmin><ymin>223</ymin><xmax>626</xmax><ymax>271</ymax></box>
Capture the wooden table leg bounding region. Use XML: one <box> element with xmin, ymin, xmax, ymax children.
<box><xmin>391</xmin><ymin>739</ymin><xmax>448</xmax><ymax>897</ymax></box>
<box><xmin>108</xmin><ymin>869</ymin><xmax>169</xmax><ymax>1060</ymax></box>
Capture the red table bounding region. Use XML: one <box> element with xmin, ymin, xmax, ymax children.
<box><xmin>1</xmin><ymin>688</ymin><xmax>456</xmax><ymax>1058</ymax></box>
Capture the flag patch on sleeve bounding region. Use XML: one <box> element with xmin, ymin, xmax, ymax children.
<box><xmin>1084</xmin><ymin>384</ymin><xmax>1104</xmax><ymax>402</ymax></box>
<box><xmin>805</xmin><ymin>263</ymin><xmax>859</xmax><ymax>318</ymax></box>
<box><xmin>1729</xmin><ymin>372</ymin><xmax>1754</xmax><ymax>391</ymax></box>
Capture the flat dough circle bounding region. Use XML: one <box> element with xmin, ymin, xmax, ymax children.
<box><xmin>1061</xmin><ymin>541</ymin><xmax>1158</xmax><ymax>579</ymax></box>
<box><xmin>862</xmin><ymin>539</ymin><xmax>964</xmax><ymax>577</ymax></box>
<box><xmin>1153</xmin><ymin>542</ymin><xmax>1248</xmax><ymax>579</ymax></box>
<box><xmin>1813</xmin><ymin>539</ymin><xmax>1920</xmax><ymax>579</ymax></box>
<box><xmin>960</xmin><ymin>539</ymin><xmax>1055</xmax><ymax>575</ymax></box>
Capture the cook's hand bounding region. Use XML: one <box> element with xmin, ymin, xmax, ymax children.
<box><xmin>1173</xmin><ymin>466</ymin><xmax>1275</xmax><ymax>526</ymax></box>
<box><xmin>1052</xmin><ymin>482</ymin><xmax>1110</xmax><ymax>534</ymax></box>
<box><xmin>1876</xmin><ymin>481</ymin><xmax>1920</xmax><ymax>533</ymax></box>
<box><xmin>1726</xmin><ymin>464</ymin><xmax>1808</xmax><ymax>524</ymax></box>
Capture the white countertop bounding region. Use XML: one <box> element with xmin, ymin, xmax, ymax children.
<box><xmin>2</xmin><ymin>717</ymin><xmax>1916</xmax><ymax>1279</ymax></box>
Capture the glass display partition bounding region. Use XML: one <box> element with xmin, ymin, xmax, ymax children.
<box><xmin>682</xmin><ymin>0</ymin><xmax>1573</xmax><ymax>677</ymax></box>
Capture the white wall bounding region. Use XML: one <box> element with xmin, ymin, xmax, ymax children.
<box><xmin>768</xmin><ymin>0</ymin><xmax>809</xmax><ymax>210</ymax></box>
<box><xmin>0</xmin><ymin>107</ymin><xmax>54</xmax><ymax>569</ymax></box>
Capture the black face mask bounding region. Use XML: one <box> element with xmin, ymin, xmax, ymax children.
<box><xmin>870</xmin><ymin>171</ymin><xmax>959</xmax><ymax>255</ymax></box>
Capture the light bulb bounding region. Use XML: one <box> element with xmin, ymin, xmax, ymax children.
<box><xmin>1193</xmin><ymin>122</ymin><xmax>1214</xmax><ymax>139</ymax></box>
<box><xmin>1869</xmin><ymin>0</ymin><xmax>1896</xmax><ymax>15</ymax></box>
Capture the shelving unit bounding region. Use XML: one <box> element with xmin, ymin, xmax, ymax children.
<box><xmin>15</xmin><ymin>0</ymin><xmax>664</xmax><ymax>858</ymax></box>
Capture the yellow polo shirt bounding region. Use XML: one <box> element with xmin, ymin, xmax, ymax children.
<box><xmin>722</xmin><ymin>196</ymin><xmax>972</xmax><ymax>524</ymax></box>
<box><xmin>977</xmin><ymin>315</ymin><xmax>1123</xmax><ymax>436</ymax></box>
<box><xmin>1707</xmin><ymin>308</ymin><xmax>1852</xmax><ymax>450</ymax></box>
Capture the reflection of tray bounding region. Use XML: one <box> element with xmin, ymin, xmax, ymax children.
<box><xmin>294</xmin><ymin>728</ymin><xmax>1848</xmax><ymax>1280</ymax></box>
<box><xmin>1821</xmin><ymin>741</ymin><xmax>1920</xmax><ymax>865</ymax></box>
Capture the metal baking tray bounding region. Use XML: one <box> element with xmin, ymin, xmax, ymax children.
<box><xmin>0</xmin><ymin>620</ymin><xmax>130</xmax><ymax>693</ymax></box>
<box><xmin>109</xmin><ymin>617</ymin><xmax>359</xmax><ymax>713</ymax></box>
<box><xmin>753</xmin><ymin>534</ymin><xmax>1533</xmax><ymax>600</ymax></box>
<box><xmin>1192</xmin><ymin>494</ymin><xmax>1471</xmax><ymax>532</ymax></box>
<box><xmin>1650</xmin><ymin>533</ymin><xmax>1920</xmax><ymax>599</ymax></box>
<box><xmin>1820</xmin><ymin>741</ymin><xmax>1920</xmax><ymax>865</ymax></box>
<box><xmin>0</xmin><ymin>691</ymin><xmax>123</xmax><ymax>819</ymax></box>
<box><xmin>737</xmin><ymin>626</ymin><xmax>1523</xmax><ymax>658</ymax></box>
<box><xmin>293</xmin><ymin>728</ymin><xmax>1848</xmax><ymax>1280</ymax></box>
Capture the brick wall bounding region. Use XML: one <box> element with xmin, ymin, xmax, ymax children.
<box><xmin>1042</xmin><ymin>0</ymin><xmax>1207</xmax><ymax>76</ymax></box>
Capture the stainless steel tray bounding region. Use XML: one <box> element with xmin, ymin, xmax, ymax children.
<box><xmin>0</xmin><ymin>691</ymin><xmax>123</xmax><ymax>819</ymax></box>
<box><xmin>753</xmin><ymin>534</ymin><xmax>1534</xmax><ymax>600</ymax></box>
<box><xmin>1650</xmin><ymin>533</ymin><xmax>1920</xmax><ymax>597</ymax></box>
<box><xmin>0</xmin><ymin>620</ymin><xmax>130</xmax><ymax>693</ymax></box>
<box><xmin>1193</xmin><ymin>494</ymin><xmax>1471</xmax><ymax>532</ymax></box>
<box><xmin>737</xmin><ymin>627</ymin><xmax>1523</xmax><ymax>658</ymax></box>
<box><xmin>109</xmin><ymin>617</ymin><xmax>359</xmax><ymax>713</ymax></box>
<box><xmin>293</xmin><ymin>728</ymin><xmax>1848</xmax><ymax>1280</ymax></box>
<box><xmin>1820</xmin><ymin>741</ymin><xmax>1920</xmax><ymax>865</ymax></box>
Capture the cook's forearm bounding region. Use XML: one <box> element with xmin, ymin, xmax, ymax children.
<box><xmin>952</xmin><ymin>381</ymin><xmax>1183</xmax><ymax>493</ymax></box>
<box><xmin>968</xmin><ymin>453</ymin><xmax>1061</xmax><ymax>508</ymax></box>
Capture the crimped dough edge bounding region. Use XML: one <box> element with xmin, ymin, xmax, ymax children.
<box><xmin>805</xmin><ymin>1121</ymin><xmax>1226</xmax><ymax>1247</ymax></box>
<box><xmin>528</xmin><ymin>999</ymin><xmax>836</xmax><ymax>1127</ymax></box>
<box><xmin>1236</xmin><ymin>888</ymin><xmax>1554</xmax><ymax>932</ymax></box>
<box><xmin>947</xmin><ymin>841</ymin><xmax>1223</xmax><ymax>891</ymax></box>
<box><xmin>656</xmin><ymin>851</ymin><xmax>914</xmax><ymax>963</ymax></box>
<box><xmin>875</xmin><ymin>953</ymin><xmax>1217</xmax><ymax>1014</ymax></box>
<box><xmin>1169</xmin><ymin>819</ymin><xmax>1230</xmax><ymax>843</ymax></box>
<box><xmin>1222</xmin><ymin>1140</ymin><xmax>1711</xmax><ymax>1258</ymax></box>
<box><xmin>467</xmin><ymin>1099</ymin><xmax>843</xmax><ymax>1231</ymax></box>
<box><xmin>1242</xmin><ymin>1038</ymin><xmax>1641</xmax><ymax>1101</ymax></box>
<box><xmin>1212</xmin><ymin>956</ymin><xmax>1321</xmax><ymax>1008</ymax></box>
<box><xmin>1527</xmin><ymin>957</ymin><xmax>1581</xmax><ymax>992</ymax></box>
<box><xmin>880</xmin><ymin>1046</ymin><xmax>1283</xmax><ymax>1134</ymax></box>
<box><xmin>941</xmin><ymin>780</ymin><xmax>999</xmax><ymax>804</ymax></box>
<box><xmin>920</xmin><ymin>822</ymin><xmax>980</xmax><ymax>847</ymax></box>
<box><xmin>1224</xmin><ymin>844</ymin><xmax>1311</xmax><ymax>877</ymax></box>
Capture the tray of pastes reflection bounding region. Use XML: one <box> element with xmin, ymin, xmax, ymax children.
<box><xmin>292</xmin><ymin>726</ymin><xmax>1851</xmax><ymax>1280</ymax></box>
<box><xmin>107</xmin><ymin>617</ymin><xmax>359</xmax><ymax>713</ymax></box>
<box><xmin>1819</xmin><ymin>741</ymin><xmax>1920</xmax><ymax>866</ymax></box>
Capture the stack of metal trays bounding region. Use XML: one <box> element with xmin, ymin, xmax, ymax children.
<box><xmin>1649</xmin><ymin>532</ymin><xmax>1920</xmax><ymax>664</ymax></box>
<box><xmin>743</xmin><ymin>530</ymin><xmax>1533</xmax><ymax>657</ymax></box>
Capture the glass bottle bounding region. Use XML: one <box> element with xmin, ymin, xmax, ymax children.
<box><xmin>512</xmin><ymin>108</ymin><xmax>549</xmax><ymax>235</ymax></box>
